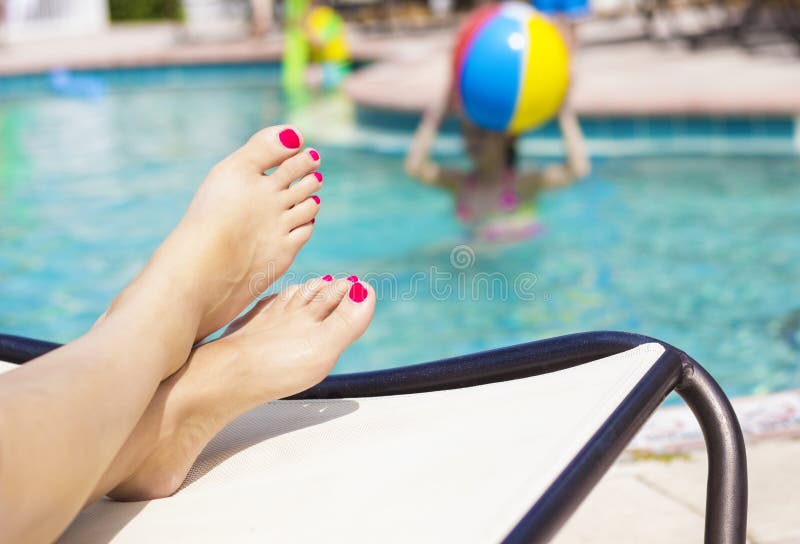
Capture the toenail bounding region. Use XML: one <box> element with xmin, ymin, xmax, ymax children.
<box><xmin>311</xmin><ymin>217</ymin><xmax>316</xmax><ymax>224</ymax></box>
<box><xmin>322</xmin><ymin>274</ymin><xmax>333</xmax><ymax>281</ymax></box>
<box><xmin>346</xmin><ymin>275</ymin><xmax>359</xmax><ymax>282</ymax></box>
<box><xmin>309</xmin><ymin>149</ymin><xmax>320</xmax><ymax>161</ymax></box>
<box><xmin>314</xmin><ymin>172</ymin><xmax>323</xmax><ymax>182</ymax></box>
<box><xmin>349</xmin><ymin>282</ymin><xmax>368</xmax><ymax>303</ymax></box>
<box><xmin>279</xmin><ymin>128</ymin><xmax>301</xmax><ymax>149</ymax></box>
<box><xmin>312</xmin><ymin>195</ymin><xmax>320</xmax><ymax>205</ymax></box>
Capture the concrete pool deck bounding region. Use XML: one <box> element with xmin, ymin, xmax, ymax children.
<box><xmin>2</xmin><ymin>20</ymin><xmax>800</xmax><ymax>116</ymax></box>
<box><xmin>592</xmin><ymin>390</ymin><xmax>800</xmax><ymax>543</ymax></box>
<box><xmin>0</xmin><ymin>22</ymin><xmax>422</xmax><ymax>75</ymax></box>
<box><xmin>343</xmin><ymin>25</ymin><xmax>800</xmax><ymax>116</ymax></box>
<box><xmin>2</xmin><ymin>21</ymin><xmax>799</xmax><ymax>542</ymax></box>
<box><xmin>556</xmin><ymin>436</ymin><xmax>800</xmax><ymax>543</ymax></box>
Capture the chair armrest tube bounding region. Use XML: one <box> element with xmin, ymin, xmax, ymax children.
<box><xmin>503</xmin><ymin>349</ymin><xmax>684</xmax><ymax>544</ymax></box>
<box><xmin>291</xmin><ymin>331</ymin><xmax>660</xmax><ymax>399</ymax></box>
<box><xmin>0</xmin><ymin>334</ymin><xmax>60</xmax><ymax>364</ymax></box>
<box><xmin>676</xmin><ymin>355</ymin><xmax>748</xmax><ymax>544</ymax></box>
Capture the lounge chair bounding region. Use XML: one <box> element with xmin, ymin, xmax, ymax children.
<box><xmin>0</xmin><ymin>331</ymin><xmax>747</xmax><ymax>543</ymax></box>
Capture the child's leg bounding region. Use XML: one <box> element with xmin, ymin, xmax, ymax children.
<box><xmin>88</xmin><ymin>277</ymin><xmax>374</xmax><ymax>503</ymax></box>
<box><xmin>0</xmin><ymin>125</ymin><xmax>321</xmax><ymax>542</ymax></box>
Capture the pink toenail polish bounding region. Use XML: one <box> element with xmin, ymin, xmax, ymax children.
<box><xmin>312</xmin><ymin>195</ymin><xmax>320</xmax><ymax>204</ymax></box>
<box><xmin>311</xmin><ymin>217</ymin><xmax>316</xmax><ymax>224</ymax></box>
<box><xmin>349</xmin><ymin>282</ymin><xmax>368</xmax><ymax>303</ymax></box>
<box><xmin>309</xmin><ymin>149</ymin><xmax>320</xmax><ymax>161</ymax></box>
<box><xmin>322</xmin><ymin>274</ymin><xmax>333</xmax><ymax>281</ymax></box>
<box><xmin>346</xmin><ymin>275</ymin><xmax>359</xmax><ymax>282</ymax></box>
<box><xmin>314</xmin><ymin>172</ymin><xmax>323</xmax><ymax>182</ymax></box>
<box><xmin>279</xmin><ymin>128</ymin><xmax>300</xmax><ymax>149</ymax></box>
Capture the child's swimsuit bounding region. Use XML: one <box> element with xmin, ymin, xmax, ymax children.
<box><xmin>456</xmin><ymin>170</ymin><xmax>543</xmax><ymax>242</ymax></box>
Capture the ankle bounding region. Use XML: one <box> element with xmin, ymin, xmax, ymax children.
<box><xmin>106</xmin><ymin>230</ymin><xmax>213</xmax><ymax>339</ymax></box>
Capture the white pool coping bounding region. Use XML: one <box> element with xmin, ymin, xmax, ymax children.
<box><xmin>631</xmin><ymin>388</ymin><xmax>800</xmax><ymax>453</ymax></box>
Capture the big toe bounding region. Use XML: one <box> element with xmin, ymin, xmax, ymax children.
<box><xmin>318</xmin><ymin>281</ymin><xmax>375</xmax><ymax>354</ymax></box>
<box><xmin>232</xmin><ymin>125</ymin><xmax>305</xmax><ymax>173</ymax></box>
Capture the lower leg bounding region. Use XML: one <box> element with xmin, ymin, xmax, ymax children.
<box><xmin>88</xmin><ymin>277</ymin><xmax>375</xmax><ymax>503</ymax></box>
<box><xmin>0</xmin><ymin>277</ymin><xmax>200</xmax><ymax>542</ymax></box>
<box><xmin>87</xmin><ymin>358</ymin><xmax>215</xmax><ymax>504</ymax></box>
<box><xmin>0</xmin><ymin>125</ymin><xmax>322</xmax><ymax>541</ymax></box>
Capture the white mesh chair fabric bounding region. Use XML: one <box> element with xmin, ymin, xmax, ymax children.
<box><xmin>0</xmin><ymin>343</ymin><xmax>666</xmax><ymax>543</ymax></box>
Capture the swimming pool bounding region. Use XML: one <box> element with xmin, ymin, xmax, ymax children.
<box><xmin>1</xmin><ymin>64</ymin><xmax>798</xmax><ymax>398</ymax></box>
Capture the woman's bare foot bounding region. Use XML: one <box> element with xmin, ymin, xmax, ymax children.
<box><xmin>103</xmin><ymin>125</ymin><xmax>324</xmax><ymax>370</ymax></box>
<box><xmin>105</xmin><ymin>276</ymin><xmax>375</xmax><ymax>501</ymax></box>
<box><xmin>0</xmin><ymin>127</ymin><xmax>328</xmax><ymax>543</ymax></box>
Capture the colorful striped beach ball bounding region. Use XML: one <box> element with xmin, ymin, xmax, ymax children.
<box><xmin>454</xmin><ymin>2</ymin><xmax>570</xmax><ymax>134</ymax></box>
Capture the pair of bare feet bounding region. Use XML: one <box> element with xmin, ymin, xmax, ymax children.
<box><xmin>97</xmin><ymin>125</ymin><xmax>375</xmax><ymax>502</ymax></box>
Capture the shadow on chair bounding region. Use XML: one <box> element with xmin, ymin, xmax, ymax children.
<box><xmin>56</xmin><ymin>399</ymin><xmax>359</xmax><ymax>543</ymax></box>
<box><xmin>180</xmin><ymin>399</ymin><xmax>360</xmax><ymax>490</ymax></box>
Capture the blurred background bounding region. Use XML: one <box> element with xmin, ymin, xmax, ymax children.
<box><xmin>1</xmin><ymin>0</ymin><xmax>798</xmax><ymax>390</ymax></box>
<box><xmin>0</xmin><ymin>0</ymin><xmax>798</xmax><ymax>540</ymax></box>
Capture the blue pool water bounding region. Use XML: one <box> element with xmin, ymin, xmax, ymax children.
<box><xmin>1</xmin><ymin>65</ymin><xmax>798</xmax><ymax>397</ymax></box>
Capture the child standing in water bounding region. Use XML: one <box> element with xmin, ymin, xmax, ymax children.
<box><xmin>405</xmin><ymin>82</ymin><xmax>590</xmax><ymax>242</ymax></box>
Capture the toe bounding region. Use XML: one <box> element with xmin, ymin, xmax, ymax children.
<box><xmin>308</xmin><ymin>278</ymin><xmax>351</xmax><ymax>319</ymax></box>
<box><xmin>232</xmin><ymin>125</ymin><xmax>305</xmax><ymax>173</ymax></box>
<box><xmin>288</xmin><ymin>277</ymin><xmax>329</xmax><ymax>309</ymax></box>
<box><xmin>285</xmin><ymin>195</ymin><xmax>320</xmax><ymax>230</ymax></box>
<box><xmin>286</xmin><ymin>172</ymin><xmax>322</xmax><ymax>207</ymax></box>
<box><xmin>271</xmin><ymin>148</ymin><xmax>321</xmax><ymax>191</ymax></box>
<box><xmin>272</xmin><ymin>283</ymin><xmax>304</xmax><ymax>307</ymax></box>
<box><xmin>318</xmin><ymin>281</ymin><xmax>375</xmax><ymax>349</ymax></box>
<box><xmin>287</xmin><ymin>222</ymin><xmax>314</xmax><ymax>247</ymax></box>
<box><xmin>221</xmin><ymin>293</ymin><xmax>278</xmax><ymax>337</ymax></box>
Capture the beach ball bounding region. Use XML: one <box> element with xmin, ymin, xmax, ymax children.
<box><xmin>307</xmin><ymin>6</ymin><xmax>343</xmax><ymax>47</ymax></box>
<box><xmin>307</xmin><ymin>6</ymin><xmax>349</xmax><ymax>63</ymax></box>
<box><xmin>454</xmin><ymin>2</ymin><xmax>570</xmax><ymax>134</ymax></box>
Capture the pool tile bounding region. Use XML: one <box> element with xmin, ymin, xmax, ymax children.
<box><xmin>723</xmin><ymin>117</ymin><xmax>754</xmax><ymax>138</ymax></box>
<box><xmin>758</xmin><ymin>118</ymin><xmax>794</xmax><ymax>138</ymax></box>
